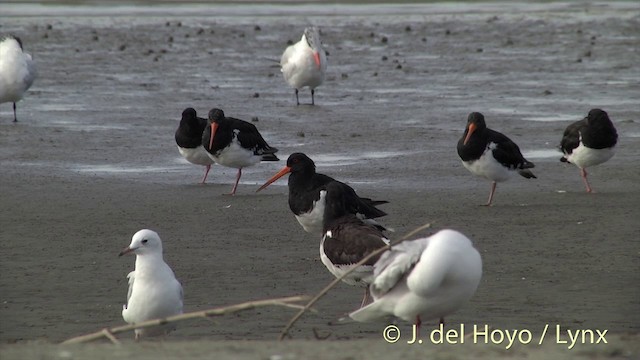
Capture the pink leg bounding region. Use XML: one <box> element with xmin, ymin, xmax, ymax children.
<box><xmin>482</xmin><ymin>181</ymin><xmax>496</xmax><ymax>206</ymax></box>
<box><xmin>200</xmin><ymin>164</ymin><xmax>211</xmax><ymax>184</ymax></box>
<box><xmin>359</xmin><ymin>288</ymin><xmax>370</xmax><ymax>308</ymax></box>
<box><xmin>580</xmin><ymin>168</ymin><xmax>593</xmax><ymax>193</ymax></box>
<box><xmin>415</xmin><ymin>316</ymin><xmax>422</xmax><ymax>338</ymax></box>
<box><xmin>230</xmin><ymin>168</ymin><xmax>242</xmax><ymax>195</ymax></box>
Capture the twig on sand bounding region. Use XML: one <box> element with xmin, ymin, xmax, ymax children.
<box><xmin>278</xmin><ymin>222</ymin><xmax>432</xmax><ymax>340</ymax></box>
<box><xmin>62</xmin><ymin>295</ymin><xmax>309</xmax><ymax>344</ymax></box>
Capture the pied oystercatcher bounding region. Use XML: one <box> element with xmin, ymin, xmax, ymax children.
<box><xmin>559</xmin><ymin>108</ymin><xmax>618</xmax><ymax>193</ymax></box>
<box><xmin>175</xmin><ymin>108</ymin><xmax>215</xmax><ymax>184</ymax></box>
<box><xmin>256</xmin><ymin>152</ymin><xmax>388</xmax><ymax>234</ymax></box>
<box><xmin>457</xmin><ymin>112</ymin><xmax>536</xmax><ymax>206</ymax></box>
<box><xmin>202</xmin><ymin>108</ymin><xmax>279</xmax><ymax>195</ymax></box>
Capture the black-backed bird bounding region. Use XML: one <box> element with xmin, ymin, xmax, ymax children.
<box><xmin>175</xmin><ymin>108</ymin><xmax>215</xmax><ymax>184</ymax></box>
<box><xmin>457</xmin><ymin>112</ymin><xmax>536</xmax><ymax>206</ymax></box>
<box><xmin>256</xmin><ymin>152</ymin><xmax>389</xmax><ymax>234</ymax></box>
<box><xmin>202</xmin><ymin>108</ymin><xmax>279</xmax><ymax>195</ymax></box>
<box><xmin>559</xmin><ymin>108</ymin><xmax>618</xmax><ymax>193</ymax></box>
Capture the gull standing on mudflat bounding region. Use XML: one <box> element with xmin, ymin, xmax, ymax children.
<box><xmin>559</xmin><ymin>108</ymin><xmax>618</xmax><ymax>193</ymax></box>
<box><xmin>349</xmin><ymin>229</ymin><xmax>482</xmax><ymax>330</ymax></box>
<box><xmin>280</xmin><ymin>26</ymin><xmax>327</xmax><ymax>105</ymax></box>
<box><xmin>257</xmin><ymin>152</ymin><xmax>389</xmax><ymax>235</ymax></box>
<box><xmin>320</xmin><ymin>181</ymin><xmax>390</xmax><ymax>306</ymax></box>
<box><xmin>202</xmin><ymin>108</ymin><xmax>279</xmax><ymax>195</ymax></box>
<box><xmin>175</xmin><ymin>108</ymin><xmax>216</xmax><ymax>184</ymax></box>
<box><xmin>0</xmin><ymin>35</ymin><xmax>37</xmax><ymax>122</ymax></box>
<box><xmin>119</xmin><ymin>229</ymin><xmax>183</xmax><ymax>340</ymax></box>
<box><xmin>457</xmin><ymin>112</ymin><xmax>536</xmax><ymax>206</ymax></box>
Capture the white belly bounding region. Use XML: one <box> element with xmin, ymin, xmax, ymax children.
<box><xmin>462</xmin><ymin>147</ymin><xmax>512</xmax><ymax>182</ymax></box>
<box><xmin>565</xmin><ymin>142</ymin><xmax>615</xmax><ymax>169</ymax></box>
<box><xmin>294</xmin><ymin>192</ymin><xmax>326</xmax><ymax>234</ymax></box>
<box><xmin>207</xmin><ymin>140</ymin><xmax>260</xmax><ymax>169</ymax></box>
<box><xmin>178</xmin><ymin>146</ymin><xmax>215</xmax><ymax>166</ymax></box>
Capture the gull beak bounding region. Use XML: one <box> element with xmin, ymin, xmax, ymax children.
<box><xmin>256</xmin><ymin>166</ymin><xmax>292</xmax><ymax>192</ymax></box>
<box><xmin>208</xmin><ymin>122</ymin><xmax>219</xmax><ymax>151</ymax></box>
<box><xmin>313</xmin><ymin>51</ymin><xmax>321</xmax><ymax>70</ymax></box>
<box><xmin>119</xmin><ymin>246</ymin><xmax>136</xmax><ymax>257</ymax></box>
<box><xmin>463</xmin><ymin>122</ymin><xmax>477</xmax><ymax>145</ymax></box>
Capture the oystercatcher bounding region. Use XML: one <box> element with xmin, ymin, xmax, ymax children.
<box><xmin>559</xmin><ymin>108</ymin><xmax>618</xmax><ymax>193</ymax></box>
<box><xmin>120</xmin><ymin>229</ymin><xmax>183</xmax><ymax>340</ymax></box>
<box><xmin>349</xmin><ymin>229</ymin><xmax>482</xmax><ymax>330</ymax></box>
<box><xmin>321</xmin><ymin>181</ymin><xmax>390</xmax><ymax>306</ymax></box>
<box><xmin>175</xmin><ymin>108</ymin><xmax>215</xmax><ymax>184</ymax></box>
<box><xmin>281</xmin><ymin>26</ymin><xmax>327</xmax><ymax>105</ymax></box>
<box><xmin>457</xmin><ymin>112</ymin><xmax>536</xmax><ymax>206</ymax></box>
<box><xmin>256</xmin><ymin>152</ymin><xmax>388</xmax><ymax>234</ymax></box>
<box><xmin>202</xmin><ymin>108</ymin><xmax>279</xmax><ymax>195</ymax></box>
<box><xmin>0</xmin><ymin>35</ymin><xmax>37</xmax><ymax>122</ymax></box>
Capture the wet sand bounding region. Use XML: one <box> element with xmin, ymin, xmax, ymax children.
<box><xmin>1</xmin><ymin>1</ymin><xmax>639</xmax><ymax>358</ymax></box>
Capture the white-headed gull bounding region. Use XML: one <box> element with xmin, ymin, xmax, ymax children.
<box><xmin>175</xmin><ymin>108</ymin><xmax>216</xmax><ymax>184</ymax></box>
<box><xmin>457</xmin><ymin>112</ymin><xmax>536</xmax><ymax>206</ymax></box>
<box><xmin>319</xmin><ymin>181</ymin><xmax>390</xmax><ymax>306</ymax></box>
<box><xmin>560</xmin><ymin>108</ymin><xmax>618</xmax><ymax>193</ymax></box>
<box><xmin>119</xmin><ymin>229</ymin><xmax>183</xmax><ymax>339</ymax></box>
<box><xmin>0</xmin><ymin>35</ymin><xmax>37</xmax><ymax>122</ymax></box>
<box><xmin>202</xmin><ymin>108</ymin><xmax>279</xmax><ymax>195</ymax></box>
<box><xmin>280</xmin><ymin>26</ymin><xmax>327</xmax><ymax>105</ymax></box>
<box><xmin>349</xmin><ymin>229</ymin><xmax>482</xmax><ymax>329</ymax></box>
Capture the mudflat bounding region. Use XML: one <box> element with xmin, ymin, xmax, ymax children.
<box><xmin>1</xmin><ymin>2</ymin><xmax>638</xmax><ymax>359</ymax></box>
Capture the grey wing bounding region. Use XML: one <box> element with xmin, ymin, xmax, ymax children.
<box><xmin>24</xmin><ymin>55</ymin><xmax>37</xmax><ymax>89</ymax></box>
<box><xmin>370</xmin><ymin>237</ymin><xmax>428</xmax><ymax>295</ymax></box>
<box><xmin>280</xmin><ymin>46</ymin><xmax>298</xmax><ymax>77</ymax></box>
<box><xmin>126</xmin><ymin>271</ymin><xmax>135</xmax><ymax>305</ymax></box>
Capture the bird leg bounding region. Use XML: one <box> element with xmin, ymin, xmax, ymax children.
<box><xmin>230</xmin><ymin>168</ymin><xmax>242</xmax><ymax>195</ymax></box>
<box><xmin>482</xmin><ymin>181</ymin><xmax>497</xmax><ymax>206</ymax></box>
<box><xmin>415</xmin><ymin>316</ymin><xmax>422</xmax><ymax>338</ymax></box>
<box><xmin>311</xmin><ymin>89</ymin><xmax>315</xmax><ymax>105</ymax></box>
<box><xmin>359</xmin><ymin>288</ymin><xmax>370</xmax><ymax>308</ymax></box>
<box><xmin>295</xmin><ymin>89</ymin><xmax>300</xmax><ymax>106</ymax></box>
<box><xmin>200</xmin><ymin>164</ymin><xmax>211</xmax><ymax>184</ymax></box>
<box><xmin>13</xmin><ymin>102</ymin><xmax>18</xmax><ymax>122</ymax></box>
<box><xmin>580</xmin><ymin>168</ymin><xmax>593</xmax><ymax>193</ymax></box>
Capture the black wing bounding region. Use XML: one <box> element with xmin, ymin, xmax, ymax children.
<box><xmin>560</xmin><ymin>118</ymin><xmax>585</xmax><ymax>156</ymax></box>
<box><xmin>323</xmin><ymin>216</ymin><xmax>388</xmax><ymax>266</ymax></box>
<box><xmin>488</xmin><ymin>129</ymin><xmax>534</xmax><ymax>170</ymax></box>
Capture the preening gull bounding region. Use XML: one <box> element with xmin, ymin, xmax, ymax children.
<box><xmin>280</xmin><ymin>26</ymin><xmax>327</xmax><ymax>105</ymax></box>
<box><xmin>0</xmin><ymin>35</ymin><xmax>37</xmax><ymax>122</ymax></box>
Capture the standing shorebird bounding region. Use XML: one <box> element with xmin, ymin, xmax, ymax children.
<box><xmin>202</xmin><ymin>108</ymin><xmax>279</xmax><ymax>195</ymax></box>
<box><xmin>0</xmin><ymin>35</ymin><xmax>37</xmax><ymax>122</ymax></box>
<box><xmin>280</xmin><ymin>26</ymin><xmax>327</xmax><ymax>105</ymax></box>
<box><xmin>559</xmin><ymin>108</ymin><xmax>618</xmax><ymax>193</ymax></box>
<box><xmin>119</xmin><ymin>229</ymin><xmax>183</xmax><ymax>340</ymax></box>
<box><xmin>457</xmin><ymin>112</ymin><xmax>536</xmax><ymax>206</ymax></box>
<box><xmin>175</xmin><ymin>108</ymin><xmax>215</xmax><ymax>184</ymax></box>
<box><xmin>257</xmin><ymin>152</ymin><xmax>388</xmax><ymax>235</ymax></box>
<box><xmin>349</xmin><ymin>229</ymin><xmax>482</xmax><ymax>330</ymax></box>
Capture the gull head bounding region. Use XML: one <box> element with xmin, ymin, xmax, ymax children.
<box><xmin>119</xmin><ymin>229</ymin><xmax>163</xmax><ymax>257</ymax></box>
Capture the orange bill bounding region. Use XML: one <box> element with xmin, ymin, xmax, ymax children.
<box><xmin>208</xmin><ymin>122</ymin><xmax>219</xmax><ymax>150</ymax></box>
<box><xmin>463</xmin><ymin>122</ymin><xmax>477</xmax><ymax>145</ymax></box>
<box><xmin>256</xmin><ymin>166</ymin><xmax>292</xmax><ymax>192</ymax></box>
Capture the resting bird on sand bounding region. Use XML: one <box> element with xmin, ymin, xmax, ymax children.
<box><xmin>559</xmin><ymin>108</ymin><xmax>618</xmax><ymax>193</ymax></box>
<box><xmin>280</xmin><ymin>26</ymin><xmax>327</xmax><ymax>105</ymax></box>
<box><xmin>119</xmin><ymin>229</ymin><xmax>183</xmax><ymax>340</ymax></box>
<box><xmin>349</xmin><ymin>229</ymin><xmax>482</xmax><ymax>330</ymax></box>
<box><xmin>175</xmin><ymin>108</ymin><xmax>215</xmax><ymax>184</ymax></box>
<box><xmin>457</xmin><ymin>112</ymin><xmax>536</xmax><ymax>206</ymax></box>
<box><xmin>0</xmin><ymin>35</ymin><xmax>37</xmax><ymax>122</ymax></box>
<box><xmin>202</xmin><ymin>108</ymin><xmax>279</xmax><ymax>195</ymax></box>
<box><xmin>257</xmin><ymin>152</ymin><xmax>389</xmax><ymax>235</ymax></box>
<box><xmin>320</xmin><ymin>181</ymin><xmax>390</xmax><ymax>306</ymax></box>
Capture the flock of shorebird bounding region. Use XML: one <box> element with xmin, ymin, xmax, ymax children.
<box><xmin>1</xmin><ymin>27</ymin><xmax>619</xmax><ymax>340</ymax></box>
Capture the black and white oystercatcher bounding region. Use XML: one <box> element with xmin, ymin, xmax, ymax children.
<box><xmin>559</xmin><ymin>108</ymin><xmax>618</xmax><ymax>193</ymax></box>
<box><xmin>202</xmin><ymin>108</ymin><xmax>279</xmax><ymax>195</ymax></box>
<box><xmin>175</xmin><ymin>108</ymin><xmax>215</xmax><ymax>184</ymax></box>
<box><xmin>256</xmin><ymin>152</ymin><xmax>389</xmax><ymax>234</ymax></box>
<box><xmin>320</xmin><ymin>181</ymin><xmax>390</xmax><ymax>306</ymax></box>
<box><xmin>457</xmin><ymin>112</ymin><xmax>536</xmax><ymax>206</ymax></box>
